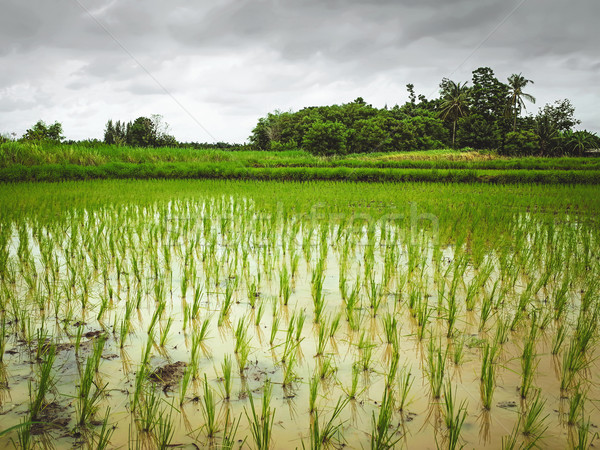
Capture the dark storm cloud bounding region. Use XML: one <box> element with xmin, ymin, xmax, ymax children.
<box><xmin>0</xmin><ymin>0</ymin><xmax>598</xmax><ymax>141</ymax></box>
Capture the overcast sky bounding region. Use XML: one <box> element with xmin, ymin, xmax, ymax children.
<box><xmin>1</xmin><ymin>0</ymin><xmax>599</xmax><ymax>143</ymax></box>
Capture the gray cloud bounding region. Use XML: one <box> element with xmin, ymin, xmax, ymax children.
<box><xmin>0</xmin><ymin>0</ymin><xmax>598</xmax><ymax>142</ymax></box>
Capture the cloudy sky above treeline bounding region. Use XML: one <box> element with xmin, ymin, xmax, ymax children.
<box><xmin>1</xmin><ymin>0</ymin><xmax>598</xmax><ymax>143</ymax></box>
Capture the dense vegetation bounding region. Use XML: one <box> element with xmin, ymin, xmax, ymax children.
<box><xmin>249</xmin><ymin>67</ymin><xmax>599</xmax><ymax>156</ymax></box>
<box><xmin>1</xmin><ymin>143</ymin><xmax>599</xmax><ymax>184</ymax></box>
<box><xmin>2</xmin><ymin>67</ymin><xmax>598</xmax><ymax>160</ymax></box>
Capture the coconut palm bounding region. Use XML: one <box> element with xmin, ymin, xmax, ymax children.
<box><xmin>438</xmin><ymin>80</ymin><xmax>470</xmax><ymax>148</ymax></box>
<box><xmin>506</xmin><ymin>73</ymin><xmax>536</xmax><ymax>132</ymax></box>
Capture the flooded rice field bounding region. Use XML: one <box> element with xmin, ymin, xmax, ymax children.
<box><xmin>0</xmin><ymin>180</ymin><xmax>599</xmax><ymax>449</ymax></box>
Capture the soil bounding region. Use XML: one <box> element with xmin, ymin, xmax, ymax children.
<box><xmin>30</xmin><ymin>402</ymin><xmax>71</xmax><ymax>435</ymax></box>
<box><xmin>148</xmin><ymin>361</ymin><xmax>187</xmax><ymax>391</ymax></box>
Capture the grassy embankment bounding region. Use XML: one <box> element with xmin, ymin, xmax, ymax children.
<box><xmin>1</xmin><ymin>141</ymin><xmax>599</xmax><ymax>183</ymax></box>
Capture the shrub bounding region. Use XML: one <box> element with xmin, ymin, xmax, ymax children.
<box><xmin>302</xmin><ymin>120</ymin><xmax>348</xmax><ymax>156</ymax></box>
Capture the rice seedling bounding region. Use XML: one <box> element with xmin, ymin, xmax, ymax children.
<box><xmin>154</xmin><ymin>407</ymin><xmax>175</xmax><ymax>449</ymax></box>
<box><xmin>94</xmin><ymin>407</ymin><xmax>115</xmax><ymax>450</ymax></box>
<box><xmin>254</xmin><ymin>300</ymin><xmax>266</xmax><ymax>327</ymax></box>
<box><xmin>282</xmin><ymin>345</ymin><xmax>297</xmax><ymax>387</ymax></box>
<box><xmin>371</xmin><ymin>389</ymin><xmax>401</xmax><ymax>449</ymax></box>
<box><xmin>561</xmin><ymin>339</ymin><xmax>589</xmax><ymax>391</ymax></box>
<box><xmin>159</xmin><ymin>317</ymin><xmax>173</xmax><ymax>347</ymax></box>
<box><xmin>500</xmin><ymin>416</ymin><xmax>521</xmax><ymax>450</ymax></box>
<box><xmin>386</xmin><ymin>351</ymin><xmax>400</xmax><ymax>390</ymax></box>
<box><xmin>366</xmin><ymin>276</ymin><xmax>382</xmax><ymax>318</ymax></box>
<box><xmin>446</xmin><ymin>289</ymin><xmax>459</xmax><ymax>338</ymax></box>
<box><xmin>397</xmin><ymin>366</ymin><xmax>414</xmax><ymax>412</ymax></box>
<box><xmin>572</xmin><ymin>416</ymin><xmax>597</xmax><ymax>450</ymax></box>
<box><xmin>552</xmin><ymin>323</ymin><xmax>567</xmax><ymax>355</ymax></box>
<box><xmin>29</xmin><ymin>343</ymin><xmax>56</xmax><ymax>420</ymax></box>
<box><xmin>342</xmin><ymin>364</ymin><xmax>362</xmax><ymax>400</ymax></box>
<box><xmin>480</xmin><ymin>353</ymin><xmax>496</xmax><ymax>410</ymax></box>
<box><xmin>312</xmin><ymin>265</ymin><xmax>326</xmax><ymax>324</ymax></box>
<box><xmin>201</xmin><ymin>374</ymin><xmax>219</xmax><ymax>438</ymax></box>
<box><xmin>309</xmin><ymin>373</ymin><xmax>319</xmax><ymax>414</ymax></box>
<box><xmin>521</xmin><ymin>390</ymin><xmax>548</xmax><ymax>441</ymax></box>
<box><xmin>270</xmin><ymin>315</ymin><xmax>280</xmax><ymax>347</ymax></box>
<box><xmin>415</xmin><ymin>295</ymin><xmax>432</xmax><ymax>340</ymax></box>
<box><xmin>245</xmin><ymin>380</ymin><xmax>275</xmax><ymax>450</ymax></box>
<box><xmin>328</xmin><ymin>312</ymin><xmax>341</xmax><ymax>339</ymax></box>
<box><xmin>190</xmin><ymin>284</ymin><xmax>203</xmax><ymax>320</ymax></box>
<box><xmin>451</xmin><ymin>334</ymin><xmax>465</xmax><ymax>365</ymax></box>
<box><xmin>306</xmin><ymin>397</ymin><xmax>348</xmax><ymax>449</ymax></box>
<box><xmin>222</xmin><ymin>410</ymin><xmax>244</xmax><ymax>450</ymax></box>
<box><xmin>520</xmin><ymin>318</ymin><xmax>539</xmax><ymax>398</ymax></box>
<box><xmin>295</xmin><ymin>309</ymin><xmax>307</xmax><ymax>341</ymax></box>
<box><xmin>136</xmin><ymin>385</ymin><xmax>161</xmax><ymax>434</ymax></box>
<box><xmin>221</xmin><ymin>354</ymin><xmax>233</xmax><ymax>400</ymax></box>
<box><xmin>279</xmin><ymin>265</ymin><xmax>292</xmax><ymax>306</ymax></box>
<box><xmin>381</xmin><ymin>312</ymin><xmax>398</xmax><ymax>346</ymax></box>
<box><xmin>77</xmin><ymin>349</ymin><xmax>108</xmax><ymax>428</ymax></box>
<box><xmin>442</xmin><ymin>383</ymin><xmax>468</xmax><ymax>450</ymax></box>
<box><xmin>315</xmin><ymin>320</ymin><xmax>328</xmax><ymax>357</ymax></box>
<box><xmin>426</xmin><ymin>337</ymin><xmax>447</xmax><ymax>399</ymax></box>
<box><xmin>15</xmin><ymin>418</ymin><xmax>32</xmax><ymax>450</ymax></box>
<box><xmin>237</xmin><ymin>334</ymin><xmax>252</xmax><ymax>375</ymax></box>
<box><xmin>567</xmin><ymin>384</ymin><xmax>586</xmax><ymax>426</ymax></box>
<box><xmin>179</xmin><ymin>363</ymin><xmax>193</xmax><ymax>406</ymax></box>
<box><xmin>247</xmin><ymin>276</ymin><xmax>260</xmax><ymax>308</ymax></box>
<box><xmin>479</xmin><ymin>280</ymin><xmax>497</xmax><ymax>332</ymax></box>
<box><xmin>319</xmin><ymin>356</ymin><xmax>337</xmax><ymax>380</ymax></box>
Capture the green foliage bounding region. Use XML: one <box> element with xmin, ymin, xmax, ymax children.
<box><xmin>456</xmin><ymin>114</ymin><xmax>501</xmax><ymax>150</ymax></box>
<box><xmin>248</xmin><ymin>65</ymin><xmax>584</xmax><ymax>156</ymax></box>
<box><xmin>470</xmin><ymin>67</ymin><xmax>509</xmax><ymax>120</ymax></box>
<box><xmin>303</xmin><ymin>120</ymin><xmax>348</xmax><ymax>156</ymax></box>
<box><xmin>502</xmin><ymin>130</ymin><xmax>540</xmax><ymax>156</ymax></box>
<box><xmin>22</xmin><ymin>120</ymin><xmax>64</xmax><ymax>143</ymax></box>
<box><xmin>104</xmin><ymin>114</ymin><xmax>176</xmax><ymax>147</ymax></box>
<box><xmin>536</xmin><ymin>99</ymin><xmax>580</xmax><ymax>133</ymax></box>
<box><xmin>505</xmin><ymin>73</ymin><xmax>536</xmax><ymax>132</ymax></box>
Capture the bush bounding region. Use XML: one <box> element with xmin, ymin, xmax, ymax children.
<box><xmin>501</xmin><ymin>130</ymin><xmax>540</xmax><ymax>156</ymax></box>
<box><xmin>302</xmin><ymin>120</ymin><xmax>348</xmax><ymax>156</ymax></box>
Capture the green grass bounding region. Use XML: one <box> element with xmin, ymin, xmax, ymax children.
<box><xmin>2</xmin><ymin>142</ymin><xmax>600</xmax><ymax>170</ymax></box>
<box><xmin>1</xmin><ymin>142</ymin><xmax>599</xmax><ymax>184</ymax></box>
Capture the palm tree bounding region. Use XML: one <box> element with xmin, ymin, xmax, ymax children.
<box><xmin>438</xmin><ymin>80</ymin><xmax>469</xmax><ymax>148</ymax></box>
<box><xmin>506</xmin><ymin>74</ymin><xmax>536</xmax><ymax>132</ymax></box>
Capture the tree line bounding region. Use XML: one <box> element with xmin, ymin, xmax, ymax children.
<box><xmin>3</xmin><ymin>66</ymin><xmax>598</xmax><ymax>156</ymax></box>
<box><xmin>249</xmin><ymin>66</ymin><xmax>599</xmax><ymax>156</ymax></box>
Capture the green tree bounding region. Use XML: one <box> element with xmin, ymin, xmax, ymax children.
<box><xmin>438</xmin><ymin>80</ymin><xmax>469</xmax><ymax>148</ymax></box>
<box><xmin>104</xmin><ymin>119</ymin><xmax>116</xmax><ymax>145</ymax></box>
<box><xmin>535</xmin><ymin>114</ymin><xmax>560</xmax><ymax>156</ymax></box>
<box><xmin>22</xmin><ymin>120</ymin><xmax>64</xmax><ymax>142</ymax></box>
<box><xmin>536</xmin><ymin>99</ymin><xmax>580</xmax><ymax>133</ymax></box>
<box><xmin>456</xmin><ymin>114</ymin><xmax>501</xmax><ymax>150</ymax></box>
<box><xmin>347</xmin><ymin>116</ymin><xmax>390</xmax><ymax>153</ymax></box>
<box><xmin>502</xmin><ymin>130</ymin><xmax>540</xmax><ymax>156</ymax></box>
<box><xmin>506</xmin><ymin>73</ymin><xmax>536</xmax><ymax>132</ymax></box>
<box><xmin>562</xmin><ymin>130</ymin><xmax>596</xmax><ymax>156</ymax></box>
<box><xmin>470</xmin><ymin>67</ymin><xmax>508</xmax><ymax>120</ymax></box>
<box><xmin>128</xmin><ymin>117</ymin><xmax>155</xmax><ymax>147</ymax></box>
<box><xmin>302</xmin><ymin>120</ymin><xmax>347</xmax><ymax>156</ymax></box>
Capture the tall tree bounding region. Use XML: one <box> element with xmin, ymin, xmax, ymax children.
<box><xmin>22</xmin><ymin>120</ymin><xmax>64</xmax><ymax>142</ymax></box>
<box><xmin>506</xmin><ymin>73</ymin><xmax>536</xmax><ymax>132</ymax></box>
<box><xmin>438</xmin><ymin>80</ymin><xmax>469</xmax><ymax>148</ymax></box>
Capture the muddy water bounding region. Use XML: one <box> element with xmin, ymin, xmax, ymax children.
<box><xmin>0</xmin><ymin>201</ymin><xmax>597</xmax><ymax>449</ymax></box>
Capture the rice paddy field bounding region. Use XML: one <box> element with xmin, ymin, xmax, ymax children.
<box><xmin>0</xmin><ymin>179</ymin><xmax>599</xmax><ymax>449</ymax></box>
